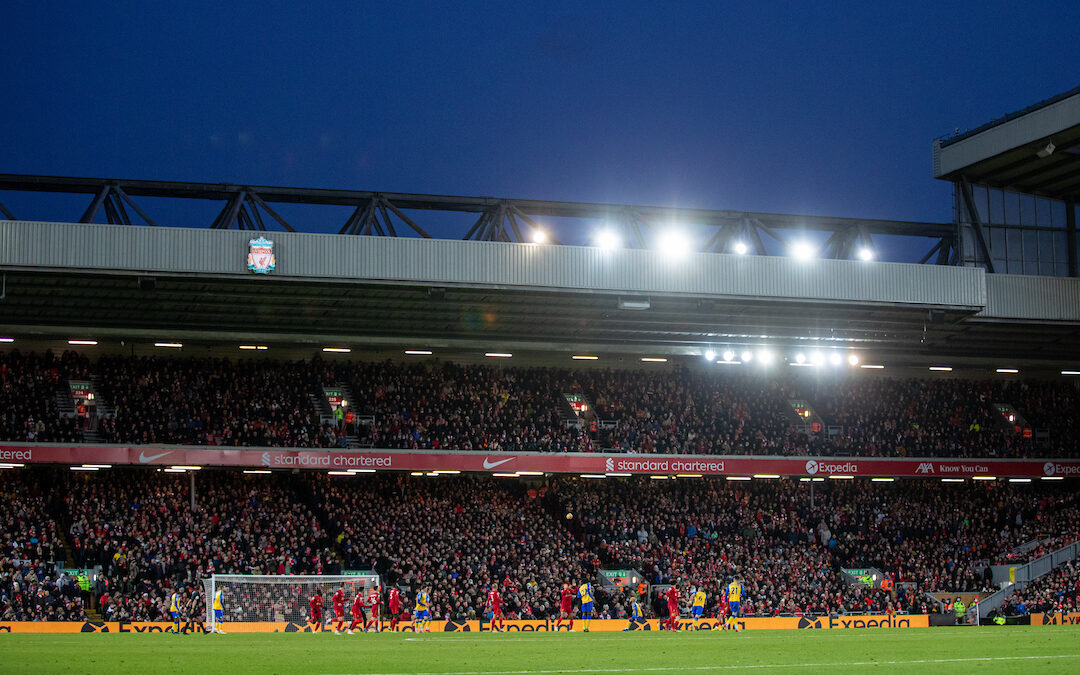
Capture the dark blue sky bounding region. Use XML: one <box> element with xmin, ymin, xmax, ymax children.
<box><xmin>2</xmin><ymin>1</ymin><xmax>1078</xmax><ymax>256</ymax></box>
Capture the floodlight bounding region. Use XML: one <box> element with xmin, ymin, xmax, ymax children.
<box><xmin>847</xmin><ymin>354</ymin><xmax>859</xmax><ymax>366</ymax></box>
<box><xmin>829</xmin><ymin>353</ymin><xmax>843</xmax><ymax>366</ymax></box>
<box><xmin>722</xmin><ymin>350</ymin><xmax>735</xmax><ymax>362</ymax></box>
<box><xmin>532</xmin><ymin>229</ymin><xmax>548</xmax><ymax>244</ymax></box>
<box><xmin>732</xmin><ymin>241</ymin><xmax>748</xmax><ymax>255</ymax></box>
<box><xmin>657</xmin><ymin>230</ymin><xmax>690</xmax><ymax>258</ymax></box>
<box><xmin>790</xmin><ymin>242</ymin><xmax>815</xmax><ymax>259</ymax></box>
<box><xmin>857</xmin><ymin>248</ymin><xmax>874</xmax><ymax>261</ymax></box>
<box><xmin>704</xmin><ymin>350</ymin><xmax>717</xmax><ymax>362</ymax></box>
<box><xmin>741</xmin><ymin>351</ymin><xmax>753</xmax><ymax>363</ymax></box>
<box><xmin>595</xmin><ymin>229</ymin><xmax>620</xmax><ymax>250</ymax></box>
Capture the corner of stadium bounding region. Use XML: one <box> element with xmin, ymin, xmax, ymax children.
<box><xmin>1</xmin><ymin>86</ymin><xmax>1079</xmax><ymax>674</ymax></box>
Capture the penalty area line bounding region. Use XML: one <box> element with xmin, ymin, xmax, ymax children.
<box><xmin>324</xmin><ymin>652</ymin><xmax>1080</xmax><ymax>675</ymax></box>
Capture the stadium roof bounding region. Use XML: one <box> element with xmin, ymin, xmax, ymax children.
<box><xmin>934</xmin><ymin>85</ymin><xmax>1080</xmax><ymax>201</ymax></box>
<box><xmin>1</xmin><ymin>221</ymin><xmax>1078</xmax><ymax>364</ymax></box>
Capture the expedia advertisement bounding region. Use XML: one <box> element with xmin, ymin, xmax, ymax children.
<box><xmin>1031</xmin><ymin>612</ymin><xmax>1080</xmax><ymax>626</ymax></box>
<box><xmin>0</xmin><ymin>615</ymin><xmax>927</xmax><ymax>633</ymax></box>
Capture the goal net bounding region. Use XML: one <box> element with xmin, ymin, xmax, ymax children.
<box><xmin>202</xmin><ymin>574</ymin><xmax>381</xmax><ymax>632</ymax></box>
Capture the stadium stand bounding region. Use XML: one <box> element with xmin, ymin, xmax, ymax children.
<box><xmin>0</xmin><ymin>470</ymin><xmax>86</xmax><ymax>621</ymax></box>
<box><xmin>4</xmin><ymin>353</ymin><xmax>1079</xmax><ymax>459</ymax></box>
<box><xmin>95</xmin><ymin>356</ymin><xmax>339</xmax><ymax>448</ymax></box>
<box><xmin>60</xmin><ymin>469</ymin><xmax>334</xmax><ymax>621</ymax></box>
<box><xmin>549</xmin><ymin>477</ymin><xmax>1080</xmax><ymax>616</ymax></box>
<box><xmin>0</xmin><ymin>350</ymin><xmax>87</xmax><ymax>443</ymax></box>
<box><xmin>2</xmin><ymin>466</ymin><xmax>1076</xmax><ymax>622</ymax></box>
<box><xmin>346</xmin><ymin>362</ymin><xmax>580</xmax><ymax>453</ymax></box>
<box><xmin>311</xmin><ymin>473</ymin><xmax>603</xmax><ymax>621</ymax></box>
<box><xmin>1004</xmin><ymin>560</ymin><xmax>1080</xmax><ymax>615</ymax></box>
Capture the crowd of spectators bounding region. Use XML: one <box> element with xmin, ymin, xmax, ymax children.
<box><xmin>549</xmin><ymin>477</ymin><xmax>1080</xmax><ymax>618</ymax></box>
<box><xmin>312</xmin><ymin>473</ymin><xmax>603</xmax><ymax>621</ymax></box>
<box><xmin>0</xmin><ymin>466</ymin><xmax>1077</xmax><ymax>623</ymax></box>
<box><xmin>3</xmin><ymin>350</ymin><xmax>1079</xmax><ymax>459</ymax></box>
<box><xmin>1004</xmin><ymin>560</ymin><xmax>1080</xmax><ymax>615</ymax></box>
<box><xmin>577</xmin><ymin>369</ymin><xmax>805</xmax><ymax>455</ymax></box>
<box><xmin>346</xmin><ymin>362</ymin><xmax>581</xmax><ymax>453</ymax></box>
<box><xmin>61</xmin><ymin>468</ymin><xmax>334</xmax><ymax>621</ymax></box>
<box><xmin>0</xmin><ymin>350</ymin><xmax>87</xmax><ymax>443</ymax></box>
<box><xmin>1001</xmin><ymin>380</ymin><xmax>1080</xmax><ymax>458</ymax></box>
<box><xmin>0</xmin><ymin>471</ymin><xmax>86</xmax><ymax>621</ymax></box>
<box><xmin>96</xmin><ymin>356</ymin><xmax>338</xmax><ymax>448</ymax></box>
<box><xmin>806</xmin><ymin>377</ymin><xmax>1029</xmax><ymax>458</ymax></box>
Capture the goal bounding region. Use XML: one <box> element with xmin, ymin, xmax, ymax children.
<box><xmin>202</xmin><ymin>574</ymin><xmax>381</xmax><ymax>632</ymax></box>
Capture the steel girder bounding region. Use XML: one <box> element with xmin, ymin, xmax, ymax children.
<box><xmin>0</xmin><ymin>173</ymin><xmax>955</xmax><ymax>261</ymax></box>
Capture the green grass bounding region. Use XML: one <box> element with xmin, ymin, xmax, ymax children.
<box><xmin>3</xmin><ymin>626</ymin><xmax>1079</xmax><ymax>674</ymax></box>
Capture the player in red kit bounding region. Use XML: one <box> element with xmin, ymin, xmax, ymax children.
<box><xmin>555</xmin><ymin>583</ymin><xmax>575</xmax><ymax>631</ymax></box>
<box><xmin>486</xmin><ymin>587</ymin><xmax>504</xmax><ymax>632</ymax></box>
<box><xmin>331</xmin><ymin>587</ymin><xmax>346</xmax><ymax>634</ymax></box>
<box><xmin>347</xmin><ymin>587</ymin><xmax>367</xmax><ymax>635</ymax></box>
<box><xmin>713</xmin><ymin>591</ymin><xmax>730</xmax><ymax>631</ymax></box>
<box><xmin>309</xmin><ymin>590</ymin><xmax>324</xmax><ymax>632</ymax></box>
<box><xmin>387</xmin><ymin>587</ymin><xmax>402</xmax><ymax>631</ymax></box>
<box><xmin>365</xmin><ymin>586</ymin><xmax>382</xmax><ymax>632</ymax></box>
<box><xmin>664</xmin><ymin>585</ymin><xmax>681</xmax><ymax>631</ymax></box>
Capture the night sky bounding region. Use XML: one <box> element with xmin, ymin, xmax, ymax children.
<box><xmin>2</xmin><ymin>1</ymin><xmax>1078</xmax><ymax>258</ymax></box>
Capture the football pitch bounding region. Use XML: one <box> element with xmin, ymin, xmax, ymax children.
<box><xmin>3</xmin><ymin>626</ymin><xmax>1079</xmax><ymax>674</ymax></box>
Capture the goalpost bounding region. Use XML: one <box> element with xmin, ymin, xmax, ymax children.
<box><xmin>202</xmin><ymin>574</ymin><xmax>381</xmax><ymax>633</ymax></box>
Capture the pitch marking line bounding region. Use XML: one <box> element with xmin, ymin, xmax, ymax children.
<box><xmin>326</xmin><ymin>653</ymin><xmax>1080</xmax><ymax>675</ymax></box>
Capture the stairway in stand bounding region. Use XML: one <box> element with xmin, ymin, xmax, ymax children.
<box><xmin>337</xmin><ymin>383</ymin><xmax>365</xmax><ymax>449</ymax></box>
<box><xmin>85</xmin><ymin>375</ymin><xmax>116</xmax><ymax>443</ymax></box>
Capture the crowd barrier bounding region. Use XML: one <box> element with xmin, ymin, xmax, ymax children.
<box><xmin>0</xmin><ymin>614</ymin><xmax>928</xmax><ymax>633</ymax></box>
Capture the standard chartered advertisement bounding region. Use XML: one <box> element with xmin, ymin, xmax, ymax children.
<box><xmin>607</xmin><ymin>458</ymin><xmax>726</xmax><ymax>474</ymax></box>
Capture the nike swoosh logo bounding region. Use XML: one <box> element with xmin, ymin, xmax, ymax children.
<box><xmin>139</xmin><ymin>450</ymin><xmax>173</xmax><ymax>463</ymax></box>
<box><xmin>482</xmin><ymin>457</ymin><xmax>515</xmax><ymax>470</ymax></box>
